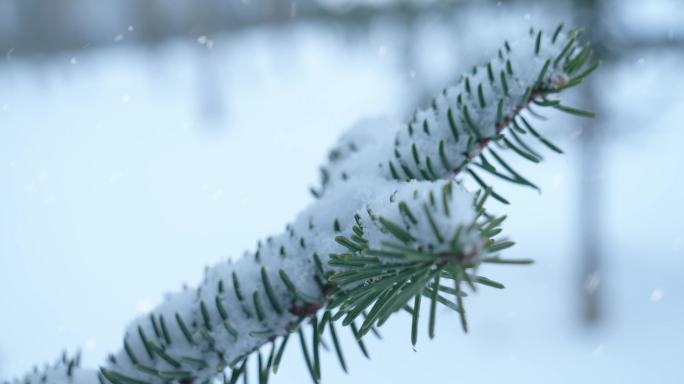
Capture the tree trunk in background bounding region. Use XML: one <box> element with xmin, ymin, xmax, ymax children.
<box><xmin>574</xmin><ymin>0</ymin><xmax>603</xmax><ymax>324</ymax></box>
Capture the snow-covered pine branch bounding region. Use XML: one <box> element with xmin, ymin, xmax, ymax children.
<box><xmin>316</xmin><ymin>25</ymin><xmax>598</xmax><ymax>203</ymax></box>
<box><xmin>6</xmin><ymin>25</ymin><xmax>598</xmax><ymax>384</ymax></box>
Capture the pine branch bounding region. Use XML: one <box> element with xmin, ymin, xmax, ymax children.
<box><xmin>6</xmin><ymin>25</ymin><xmax>598</xmax><ymax>384</ymax></box>
<box><xmin>317</xmin><ymin>24</ymin><xmax>599</xmax><ymax>204</ymax></box>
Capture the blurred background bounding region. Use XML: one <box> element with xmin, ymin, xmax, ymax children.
<box><xmin>1</xmin><ymin>0</ymin><xmax>682</xmax><ymax>383</ymax></box>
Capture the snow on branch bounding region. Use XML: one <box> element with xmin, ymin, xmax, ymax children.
<box><xmin>316</xmin><ymin>25</ymin><xmax>598</xmax><ymax>203</ymax></box>
<box><xmin>6</xmin><ymin>24</ymin><xmax>598</xmax><ymax>384</ymax></box>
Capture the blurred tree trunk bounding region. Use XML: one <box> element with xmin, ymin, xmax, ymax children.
<box><xmin>574</xmin><ymin>0</ymin><xmax>603</xmax><ymax>324</ymax></box>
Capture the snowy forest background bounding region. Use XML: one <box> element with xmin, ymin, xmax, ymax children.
<box><xmin>1</xmin><ymin>0</ymin><xmax>683</xmax><ymax>383</ymax></box>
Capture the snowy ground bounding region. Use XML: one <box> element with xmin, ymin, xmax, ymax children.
<box><xmin>1</xmin><ymin>7</ymin><xmax>683</xmax><ymax>384</ymax></box>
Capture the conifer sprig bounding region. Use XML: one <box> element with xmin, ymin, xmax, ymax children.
<box><xmin>317</xmin><ymin>24</ymin><xmax>599</xmax><ymax>205</ymax></box>
<box><xmin>6</xmin><ymin>24</ymin><xmax>598</xmax><ymax>384</ymax></box>
<box><xmin>328</xmin><ymin>181</ymin><xmax>512</xmax><ymax>342</ymax></box>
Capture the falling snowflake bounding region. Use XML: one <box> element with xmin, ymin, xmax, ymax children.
<box><xmin>650</xmin><ymin>288</ymin><xmax>664</xmax><ymax>302</ymax></box>
<box><xmin>211</xmin><ymin>188</ymin><xmax>225</xmax><ymax>200</ymax></box>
